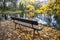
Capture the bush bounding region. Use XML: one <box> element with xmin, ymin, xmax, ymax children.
<box><xmin>54</xmin><ymin>14</ymin><xmax>60</xmax><ymax>23</ymax></box>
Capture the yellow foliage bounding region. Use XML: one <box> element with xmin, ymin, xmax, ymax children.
<box><xmin>27</xmin><ymin>12</ymin><xmax>34</xmax><ymax>18</ymax></box>
<box><xmin>37</xmin><ymin>4</ymin><xmax>52</xmax><ymax>14</ymax></box>
<box><xmin>56</xmin><ymin>5</ymin><xmax>60</xmax><ymax>9</ymax></box>
<box><xmin>46</xmin><ymin>2</ymin><xmax>52</xmax><ymax>6</ymax></box>
<box><xmin>56</xmin><ymin>10</ymin><xmax>60</xmax><ymax>14</ymax></box>
<box><xmin>26</xmin><ymin>4</ymin><xmax>35</xmax><ymax>11</ymax></box>
<box><xmin>36</xmin><ymin>9</ymin><xmax>43</xmax><ymax>13</ymax></box>
<box><xmin>53</xmin><ymin>4</ymin><xmax>60</xmax><ymax>10</ymax></box>
<box><xmin>40</xmin><ymin>5</ymin><xmax>46</xmax><ymax>10</ymax></box>
<box><xmin>37</xmin><ymin>0</ymin><xmax>60</xmax><ymax>14</ymax></box>
<box><xmin>40</xmin><ymin>5</ymin><xmax>49</xmax><ymax>11</ymax></box>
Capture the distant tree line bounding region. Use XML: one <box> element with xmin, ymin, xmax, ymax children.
<box><xmin>0</xmin><ymin>0</ymin><xmax>18</xmax><ymax>11</ymax></box>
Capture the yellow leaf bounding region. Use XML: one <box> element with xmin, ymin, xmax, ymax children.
<box><xmin>7</xmin><ymin>38</ymin><xmax>11</xmax><ymax>40</ymax></box>
<box><xmin>13</xmin><ymin>30</ymin><xmax>18</xmax><ymax>34</ymax></box>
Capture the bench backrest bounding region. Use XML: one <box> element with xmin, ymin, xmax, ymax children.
<box><xmin>11</xmin><ymin>17</ymin><xmax>38</xmax><ymax>25</ymax></box>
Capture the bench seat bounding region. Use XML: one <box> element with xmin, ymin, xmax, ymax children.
<box><xmin>14</xmin><ymin>21</ymin><xmax>42</xmax><ymax>30</ymax></box>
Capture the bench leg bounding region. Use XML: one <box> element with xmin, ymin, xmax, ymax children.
<box><xmin>32</xmin><ymin>30</ymin><xmax>40</xmax><ymax>40</ymax></box>
<box><xmin>37</xmin><ymin>30</ymin><xmax>39</xmax><ymax>36</ymax></box>
<box><xmin>32</xmin><ymin>29</ymin><xmax>35</xmax><ymax>40</ymax></box>
<box><xmin>15</xmin><ymin>23</ymin><xmax>17</xmax><ymax>30</ymax></box>
<box><xmin>19</xmin><ymin>24</ymin><xmax>22</xmax><ymax>30</ymax></box>
<box><xmin>37</xmin><ymin>30</ymin><xmax>41</xmax><ymax>40</ymax></box>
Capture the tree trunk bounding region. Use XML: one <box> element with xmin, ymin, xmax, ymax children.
<box><xmin>11</xmin><ymin>0</ymin><xmax>17</xmax><ymax>8</ymax></box>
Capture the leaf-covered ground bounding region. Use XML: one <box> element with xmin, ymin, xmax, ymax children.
<box><xmin>0</xmin><ymin>20</ymin><xmax>60</xmax><ymax>40</ymax></box>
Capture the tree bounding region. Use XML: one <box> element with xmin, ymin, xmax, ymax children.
<box><xmin>35</xmin><ymin>0</ymin><xmax>60</xmax><ymax>25</ymax></box>
<box><xmin>19</xmin><ymin>2</ymin><xmax>26</xmax><ymax>17</ymax></box>
<box><xmin>11</xmin><ymin>0</ymin><xmax>17</xmax><ymax>8</ymax></box>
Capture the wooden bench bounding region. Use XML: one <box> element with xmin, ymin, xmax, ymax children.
<box><xmin>11</xmin><ymin>17</ymin><xmax>42</xmax><ymax>40</ymax></box>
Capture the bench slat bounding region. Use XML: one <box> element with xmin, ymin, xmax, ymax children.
<box><xmin>15</xmin><ymin>21</ymin><xmax>42</xmax><ymax>30</ymax></box>
<box><xmin>11</xmin><ymin>17</ymin><xmax>38</xmax><ymax>25</ymax></box>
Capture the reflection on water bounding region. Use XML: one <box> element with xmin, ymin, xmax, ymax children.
<box><xmin>17</xmin><ymin>14</ymin><xmax>20</xmax><ymax>18</ymax></box>
<box><xmin>7</xmin><ymin>14</ymin><xmax>11</xmax><ymax>20</ymax></box>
